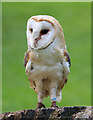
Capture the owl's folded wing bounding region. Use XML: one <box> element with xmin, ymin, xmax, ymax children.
<box><xmin>24</xmin><ymin>49</ymin><xmax>31</xmax><ymax>67</ymax></box>
<box><xmin>63</xmin><ymin>49</ymin><xmax>71</xmax><ymax>67</ymax></box>
<box><xmin>57</xmin><ymin>49</ymin><xmax>71</xmax><ymax>90</ymax></box>
<box><xmin>61</xmin><ymin>49</ymin><xmax>71</xmax><ymax>75</ymax></box>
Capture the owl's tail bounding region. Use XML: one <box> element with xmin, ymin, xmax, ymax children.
<box><xmin>56</xmin><ymin>91</ymin><xmax>62</xmax><ymax>103</ymax></box>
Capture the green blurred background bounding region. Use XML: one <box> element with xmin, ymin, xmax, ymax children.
<box><xmin>2</xmin><ymin>2</ymin><xmax>91</xmax><ymax>113</ymax></box>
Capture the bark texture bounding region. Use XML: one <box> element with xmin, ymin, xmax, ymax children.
<box><xmin>0</xmin><ymin>106</ymin><xmax>92</xmax><ymax>120</ymax></box>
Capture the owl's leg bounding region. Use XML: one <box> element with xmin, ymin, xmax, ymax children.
<box><xmin>36</xmin><ymin>80</ymin><xmax>45</xmax><ymax>109</ymax></box>
<box><xmin>50</xmin><ymin>88</ymin><xmax>58</xmax><ymax>108</ymax></box>
<box><xmin>56</xmin><ymin>90</ymin><xmax>62</xmax><ymax>103</ymax></box>
<box><xmin>37</xmin><ymin>92</ymin><xmax>45</xmax><ymax>109</ymax></box>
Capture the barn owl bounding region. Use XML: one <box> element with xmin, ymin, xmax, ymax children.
<box><xmin>24</xmin><ymin>15</ymin><xmax>71</xmax><ymax>109</ymax></box>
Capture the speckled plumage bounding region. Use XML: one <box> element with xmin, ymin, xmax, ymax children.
<box><xmin>24</xmin><ymin>15</ymin><xmax>71</xmax><ymax>108</ymax></box>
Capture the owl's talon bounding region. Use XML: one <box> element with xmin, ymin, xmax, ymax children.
<box><xmin>37</xmin><ymin>102</ymin><xmax>46</xmax><ymax>109</ymax></box>
<box><xmin>51</xmin><ymin>101</ymin><xmax>58</xmax><ymax>108</ymax></box>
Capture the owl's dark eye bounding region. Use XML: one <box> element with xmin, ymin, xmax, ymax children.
<box><xmin>30</xmin><ymin>28</ymin><xmax>33</xmax><ymax>33</ymax></box>
<box><xmin>40</xmin><ymin>29</ymin><xmax>49</xmax><ymax>35</ymax></box>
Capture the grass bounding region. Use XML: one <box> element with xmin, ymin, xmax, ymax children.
<box><xmin>2</xmin><ymin>2</ymin><xmax>91</xmax><ymax>113</ymax></box>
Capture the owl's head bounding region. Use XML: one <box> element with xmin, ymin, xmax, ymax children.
<box><xmin>27</xmin><ymin>15</ymin><xmax>65</xmax><ymax>50</ymax></box>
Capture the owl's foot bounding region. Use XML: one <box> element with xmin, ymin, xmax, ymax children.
<box><xmin>37</xmin><ymin>102</ymin><xmax>46</xmax><ymax>109</ymax></box>
<box><xmin>51</xmin><ymin>101</ymin><xmax>58</xmax><ymax>108</ymax></box>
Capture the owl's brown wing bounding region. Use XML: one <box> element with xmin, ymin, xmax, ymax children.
<box><xmin>24</xmin><ymin>50</ymin><xmax>31</xmax><ymax>67</ymax></box>
<box><xmin>64</xmin><ymin>49</ymin><xmax>71</xmax><ymax>67</ymax></box>
<box><xmin>58</xmin><ymin>49</ymin><xmax>71</xmax><ymax>90</ymax></box>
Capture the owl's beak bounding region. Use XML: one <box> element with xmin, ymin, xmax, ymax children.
<box><xmin>34</xmin><ymin>36</ymin><xmax>41</xmax><ymax>47</ymax></box>
<box><xmin>33</xmin><ymin>31</ymin><xmax>41</xmax><ymax>47</ymax></box>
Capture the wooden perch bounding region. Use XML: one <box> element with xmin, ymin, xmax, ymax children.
<box><xmin>0</xmin><ymin>106</ymin><xmax>92</xmax><ymax>119</ymax></box>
